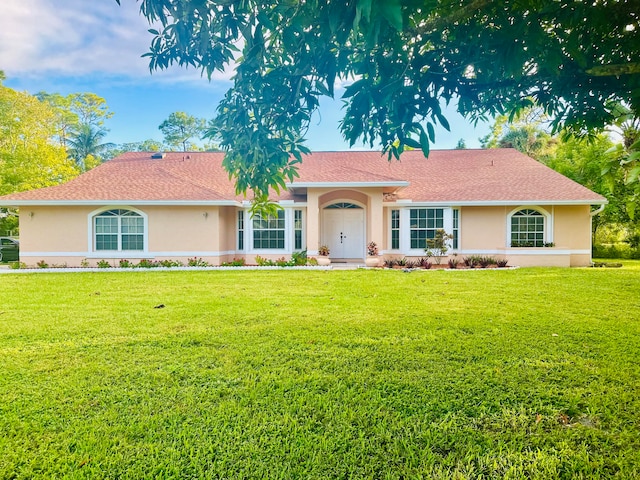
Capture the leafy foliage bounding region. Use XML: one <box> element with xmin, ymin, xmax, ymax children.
<box><xmin>158</xmin><ymin>111</ymin><xmax>207</xmax><ymax>151</ymax></box>
<box><xmin>119</xmin><ymin>0</ymin><xmax>640</xmax><ymax>199</ymax></box>
<box><xmin>0</xmin><ymin>78</ymin><xmax>79</xmax><ymax>195</ymax></box>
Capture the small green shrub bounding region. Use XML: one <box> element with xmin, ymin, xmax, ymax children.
<box><xmin>404</xmin><ymin>259</ymin><xmax>418</xmax><ymax>269</ymax></box>
<box><xmin>119</xmin><ymin>259</ymin><xmax>134</xmax><ymax>268</ymax></box>
<box><xmin>9</xmin><ymin>261</ymin><xmax>26</xmax><ymax>270</ymax></box>
<box><xmin>291</xmin><ymin>250</ymin><xmax>308</xmax><ymax>266</ymax></box>
<box><xmin>255</xmin><ymin>255</ymin><xmax>275</xmax><ymax>266</ymax></box>
<box><xmin>158</xmin><ymin>259</ymin><xmax>185</xmax><ymax>268</ymax></box>
<box><xmin>275</xmin><ymin>257</ymin><xmax>295</xmax><ymax>267</ymax></box>
<box><xmin>97</xmin><ymin>260</ymin><xmax>111</xmax><ymax>268</ymax></box>
<box><xmin>137</xmin><ymin>259</ymin><xmax>160</xmax><ymax>268</ymax></box>
<box><xmin>463</xmin><ymin>256</ymin><xmax>479</xmax><ymax>268</ymax></box>
<box><xmin>221</xmin><ymin>258</ymin><xmax>245</xmax><ymax>267</ymax></box>
<box><xmin>417</xmin><ymin>257</ymin><xmax>432</xmax><ymax>269</ymax></box>
<box><xmin>80</xmin><ymin>259</ymin><xmax>90</xmax><ymax>268</ymax></box>
<box><xmin>36</xmin><ymin>260</ymin><xmax>48</xmax><ymax>269</ymax></box>
<box><xmin>187</xmin><ymin>257</ymin><xmax>210</xmax><ymax>267</ymax></box>
<box><xmin>478</xmin><ymin>256</ymin><xmax>496</xmax><ymax>268</ymax></box>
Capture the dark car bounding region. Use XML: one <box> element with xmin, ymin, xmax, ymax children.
<box><xmin>0</xmin><ymin>237</ymin><xmax>19</xmax><ymax>262</ymax></box>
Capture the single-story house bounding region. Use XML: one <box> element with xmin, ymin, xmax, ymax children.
<box><xmin>0</xmin><ymin>149</ymin><xmax>606</xmax><ymax>267</ymax></box>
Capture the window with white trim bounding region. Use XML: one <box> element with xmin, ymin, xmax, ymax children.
<box><xmin>409</xmin><ymin>208</ymin><xmax>444</xmax><ymax>249</ymax></box>
<box><xmin>253</xmin><ymin>210</ymin><xmax>285</xmax><ymax>249</ymax></box>
<box><xmin>238</xmin><ymin>210</ymin><xmax>245</xmax><ymax>250</ymax></box>
<box><xmin>294</xmin><ymin>210</ymin><xmax>304</xmax><ymax>250</ymax></box>
<box><xmin>452</xmin><ymin>209</ymin><xmax>459</xmax><ymax>249</ymax></box>
<box><xmin>391</xmin><ymin>209</ymin><xmax>400</xmax><ymax>250</ymax></box>
<box><xmin>94</xmin><ymin>209</ymin><xmax>144</xmax><ymax>251</ymax></box>
<box><xmin>511</xmin><ymin>209</ymin><xmax>545</xmax><ymax>247</ymax></box>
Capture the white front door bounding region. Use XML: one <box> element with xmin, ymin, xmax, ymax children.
<box><xmin>323</xmin><ymin>205</ymin><xmax>365</xmax><ymax>259</ymax></box>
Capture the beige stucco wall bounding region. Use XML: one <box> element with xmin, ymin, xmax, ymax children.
<box><xmin>218</xmin><ymin>207</ymin><xmax>239</xmax><ymax>261</ymax></box>
<box><xmin>145</xmin><ymin>205</ymin><xmax>218</xmax><ymax>253</ymax></box>
<box><xmin>19</xmin><ymin>206</ymin><xmax>92</xmax><ymax>254</ymax></box>
<box><xmin>553</xmin><ymin>205</ymin><xmax>591</xmax><ymax>250</ymax></box>
<box><xmin>18</xmin><ymin>205</ymin><xmax>231</xmax><ymax>267</ymax></box>
<box><xmin>459</xmin><ymin>206</ymin><xmax>508</xmax><ymax>250</ymax></box>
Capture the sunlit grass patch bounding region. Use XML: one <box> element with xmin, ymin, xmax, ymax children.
<box><xmin>1</xmin><ymin>267</ymin><xmax>639</xmax><ymax>478</ymax></box>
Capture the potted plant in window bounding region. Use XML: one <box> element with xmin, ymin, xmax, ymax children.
<box><xmin>365</xmin><ymin>241</ymin><xmax>380</xmax><ymax>267</ymax></box>
<box><xmin>317</xmin><ymin>245</ymin><xmax>331</xmax><ymax>266</ymax></box>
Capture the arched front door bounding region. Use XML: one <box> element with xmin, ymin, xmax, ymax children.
<box><xmin>323</xmin><ymin>203</ymin><xmax>365</xmax><ymax>259</ymax></box>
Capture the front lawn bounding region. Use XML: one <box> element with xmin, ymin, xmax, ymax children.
<box><xmin>1</xmin><ymin>265</ymin><xmax>639</xmax><ymax>478</ymax></box>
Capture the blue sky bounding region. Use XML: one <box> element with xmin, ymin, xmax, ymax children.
<box><xmin>1</xmin><ymin>0</ymin><xmax>490</xmax><ymax>151</ymax></box>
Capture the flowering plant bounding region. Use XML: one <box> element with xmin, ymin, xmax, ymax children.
<box><xmin>318</xmin><ymin>245</ymin><xmax>330</xmax><ymax>256</ymax></box>
<box><xmin>367</xmin><ymin>241</ymin><xmax>378</xmax><ymax>256</ymax></box>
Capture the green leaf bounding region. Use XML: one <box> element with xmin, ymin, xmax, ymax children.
<box><xmin>419</xmin><ymin>128</ymin><xmax>430</xmax><ymax>157</ymax></box>
<box><xmin>626</xmin><ymin>165</ymin><xmax>640</xmax><ymax>184</ymax></box>
<box><xmin>436</xmin><ymin>113</ymin><xmax>450</xmax><ymax>132</ymax></box>
<box><xmin>379</xmin><ymin>0</ymin><xmax>403</xmax><ymax>31</ymax></box>
<box><xmin>426</xmin><ymin>122</ymin><xmax>436</xmax><ymax>143</ymax></box>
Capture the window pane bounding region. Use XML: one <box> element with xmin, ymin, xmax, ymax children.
<box><xmin>122</xmin><ymin>235</ymin><xmax>143</xmax><ymax>250</ymax></box>
<box><xmin>409</xmin><ymin>208</ymin><xmax>444</xmax><ymax>249</ymax></box>
<box><xmin>96</xmin><ymin>234</ymin><xmax>117</xmax><ymax>250</ymax></box>
<box><xmin>253</xmin><ymin>211</ymin><xmax>285</xmax><ymax>249</ymax></box>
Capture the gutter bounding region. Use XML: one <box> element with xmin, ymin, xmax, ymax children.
<box><xmin>590</xmin><ymin>204</ymin><xmax>606</xmax><ymax>216</ymax></box>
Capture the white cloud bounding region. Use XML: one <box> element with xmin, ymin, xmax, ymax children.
<box><xmin>0</xmin><ymin>0</ymin><xmax>233</xmax><ymax>84</ymax></box>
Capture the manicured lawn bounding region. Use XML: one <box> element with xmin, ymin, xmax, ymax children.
<box><xmin>1</xmin><ymin>264</ymin><xmax>640</xmax><ymax>478</ymax></box>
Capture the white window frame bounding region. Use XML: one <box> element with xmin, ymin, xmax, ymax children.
<box><xmin>390</xmin><ymin>207</ymin><xmax>457</xmax><ymax>255</ymax></box>
<box><xmin>87</xmin><ymin>207</ymin><xmax>149</xmax><ymax>255</ymax></box>
<box><xmin>237</xmin><ymin>209</ymin><xmax>245</xmax><ymax>252</ymax></box>
<box><xmin>506</xmin><ymin>206</ymin><xmax>552</xmax><ymax>247</ymax></box>
<box><xmin>294</xmin><ymin>209</ymin><xmax>305</xmax><ymax>251</ymax></box>
<box><xmin>389</xmin><ymin>209</ymin><xmax>400</xmax><ymax>251</ymax></box>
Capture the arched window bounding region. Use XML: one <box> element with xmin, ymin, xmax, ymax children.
<box><xmin>510</xmin><ymin>209</ymin><xmax>546</xmax><ymax>247</ymax></box>
<box><xmin>94</xmin><ymin>209</ymin><xmax>144</xmax><ymax>251</ymax></box>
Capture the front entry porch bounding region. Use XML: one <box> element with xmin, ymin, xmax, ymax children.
<box><xmin>322</xmin><ymin>202</ymin><xmax>365</xmax><ymax>260</ymax></box>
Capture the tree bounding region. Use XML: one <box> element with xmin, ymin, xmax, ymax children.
<box><xmin>67</xmin><ymin>124</ymin><xmax>113</xmax><ymax>170</ymax></box>
<box><xmin>118</xmin><ymin>0</ymin><xmax>640</xmax><ymax>199</ymax></box>
<box><xmin>454</xmin><ymin>139</ymin><xmax>467</xmax><ymax>150</ymax></box>
<box><xmin>37</xmin><ymin>92</ymin><xmax>114</xmax><ymax>149</ymax></box>
<box><xmin>480</xmin><ymin>108</ymin><xmax>556</xmax><ymax>163</ymax></box>
<box><xmin>0</xmin><ymin>79</ymin><xmax>78</xmax><ymax>195</ymax></box>
<box><xmin>158</xmin><ymin>112</ymin><xmax>206</xmax><ymax>152</ymax></box>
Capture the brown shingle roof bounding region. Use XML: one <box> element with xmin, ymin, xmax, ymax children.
<box><xmin>0</xmin><ymin>149</ymin><xmax>606</xmax><ymax>205</ymax></box>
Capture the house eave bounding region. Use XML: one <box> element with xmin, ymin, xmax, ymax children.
<box><xmin>384</xmin><ymin>199</ymin><xmax>608</xmax><ymax>207</ymax></box>
<box><xmin>0</xmin><ymin>200</ymin><xmax>244</xmax><ymax>208</ymax></box>
<box><xmin>288</xmin><ymin>181</ymin><xmax>409</xmax><ymax>188</ymax></box>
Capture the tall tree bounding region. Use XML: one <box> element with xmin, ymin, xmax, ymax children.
<box><xmin>158</xmin><ymin>112</ymin><xmax>206</xmax><ymax>151</ymax></box>
<box><xmin>118</xmin><ymin>0</ymin><xmax>640</xmax><ymax>199</ymax></box>
<box><xmin>480</xmin><ymin>109</ymin><xmax>555</xmax><ymax>163</ymax></box>
<box><xmin>37</xmin><ymin>92</ymin><xmax>114</xmax><ymax>149</ymax></box>
<box><xmin>0</xmin><ymin>78</ymin><xmax>78</xmax><ymax>195</ymax></box>
<box><xmin>67</xmin><ymin>124</ymin><xmax>113</xmax><ymax>170</ymax></box>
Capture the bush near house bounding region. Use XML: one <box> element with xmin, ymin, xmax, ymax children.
<box><xmin>1</xmin><ymin>265</ymin><xmax>640</xmax><ymax>478</ymax></box>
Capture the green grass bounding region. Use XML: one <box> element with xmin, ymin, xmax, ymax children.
<box><xmin>1</xmin><ymin>263</ymin><xmax>640</xmax><ymax>479</ymax></box>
